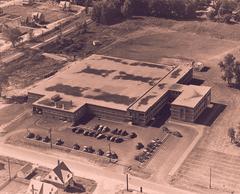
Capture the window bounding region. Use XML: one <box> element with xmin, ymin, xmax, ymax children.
<box><xmin>49</xmin><ymin>175</ymin><xmax>52</xmax><ymax>179</ymax></box>
<box><xmin>55</xmin><ymin>177</ymin><xmax>58</xmax><ymax>180</ymax></box>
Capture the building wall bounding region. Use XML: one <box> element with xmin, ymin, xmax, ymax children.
<box><xmin>129</xmin><ymin>92</ymin><xmax>170</xmax><ymax>126</ymax></box>
<box><xmin>32</xmin><ymin>105</ymin><xmax>76</xmax><ymax>122</ymax></box>
<box><xmin>170</xmin><ymin>90</ymin><xmax>211</xmax><ymax>122</ymax></box>
<box><xmin>87</xmin><ymin>104</ymin><xmax>130</xmax><ymax>122</ymax></box>
<box><xmin>177</xmin><ymin>69</ymin><xmax>193</xmax><ymax>84</ymax></box>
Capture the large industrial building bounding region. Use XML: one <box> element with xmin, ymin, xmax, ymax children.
<box><xmin>28</xmin><ymin>54</ymin><xmax>211</xmax><ymax>126</ymax></box>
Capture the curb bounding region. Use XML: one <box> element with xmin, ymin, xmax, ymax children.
<box><xmin>167</xmin><ymin>121</ymin><xmax>204</xmax><ymax>178</ymax></box>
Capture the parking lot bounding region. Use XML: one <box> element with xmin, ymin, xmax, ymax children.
<box><xmin>5</xmin><ymin>114</ymin><xmax>186</xmax><ymax>168</ymax></box>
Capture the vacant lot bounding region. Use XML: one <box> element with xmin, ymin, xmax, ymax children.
<box><xmin>0</xmin><ymin>51</ymin><xmax>64</xmax><ymax>95</ymax></box>
<box><xmin>99</xmin><ymin>28</ymin><xmax>239</xmax><ymax>64</ymax></box>
<box><xmin>3</xmin><ymin>4</ymin><xmax>73</xmax><ymax>24</ymax></box>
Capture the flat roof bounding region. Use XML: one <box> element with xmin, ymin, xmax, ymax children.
<box><xmin>171</xmin><ymin>84</ymin><xmax>211</xmax><ymax>108</ymax></box>
<box><xmin>30</xmin><ymin>54</ymin><xmax>178</xmax><ymax>112</ymax></box>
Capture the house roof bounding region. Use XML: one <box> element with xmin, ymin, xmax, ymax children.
<box><xmin>44</xmin><ymin>161</ymin><xmax>73</xmax><ymax>185</ymax></box>
<box><xmin>27</xmin><ymin>179</ymin><xmax>58</xmax><ymax>194</ymax></box>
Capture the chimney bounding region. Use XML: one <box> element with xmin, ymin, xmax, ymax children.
<box><xmin>57</xmin><ymin>160</ymin><xmax>61</xmax><ymax>166</ymax></box>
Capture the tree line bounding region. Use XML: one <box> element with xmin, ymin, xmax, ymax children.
<box><xmin>90</xmin><ymin>0</ymin><xmax>240</xmax><ymax>25</ymax></box>
<box><xmin>91</xmin><ymin>0</ymin><xmax>202</xmax><ymax>25</ymax></box>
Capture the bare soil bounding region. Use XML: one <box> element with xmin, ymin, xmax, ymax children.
<box><xmin>0</xmin><ymin>50</ymin><xmax>64</xmax><ymax>95</ymax></box>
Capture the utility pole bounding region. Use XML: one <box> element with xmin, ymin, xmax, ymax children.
<box><xmin>108</xmin><ymin>143</ymin><xmax>111</xmax><ymax>163</ymax></box>
<box><xmin>209</xmin><ymin>167</ymin><xmax>212</xmax><ymax>189</ymax></box>
<box><xmin>126</xmin><ymin>173</ymin><xmax>129</xmax><ymax>191</ymax></box>
<box><xmin>49</xmin><ymin>128</ymin><xmax>52</xmax><ymax>149</ymax></box>
<box><xmin>7</xmin><ymin>157</ymin><xmax>11</xmax><ymax>181</ymax></box>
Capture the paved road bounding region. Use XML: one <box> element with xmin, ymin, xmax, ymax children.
<box><xmin>0</xmin><ymin>142</ymin><xmax>195</xmax><ymax>194</ymax></box>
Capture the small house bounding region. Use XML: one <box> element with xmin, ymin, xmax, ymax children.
<box><xmin>27</xmin><ymin>179</ymin><xmax>58</xmax><ymax>194</ymax></box>
<box><xmin>17</xmin><ymin>163</ymin><xmax>37</xmax><ymax>179</ymax></box>
<box><xmin>43</xmin><ymin>161</ymin><xmax>74</xmax><ymax>189</ymax></box>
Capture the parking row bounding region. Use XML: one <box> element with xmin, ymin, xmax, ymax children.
<box><xmin>134</xmin><ymin>135</ymin><xmax>169</xmax><ymax>164</ymax></box>
<box><xmin>26</xmin><ymin>132</ymin><xmax>118</xmax><ymax>161</ymax></box>
<box><xmin>71</xmin><ymin>124</ymin><xmax>137</xmax><ymax>143</ymax></box>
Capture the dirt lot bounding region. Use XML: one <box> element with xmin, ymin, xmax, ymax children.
<box><xmin>0</xmin><ymin>156</ymin><xmax>26</xmax><ymax>194</ymax></box>
<box><xmin>0</xmin><ymin>50</ymin><xmax>65</xmax><ymax>95</ymax></box>
<box><xmin>3</xmin><ymin>3</ymin><xmax>73</xmax><ymax>24</ymax></box>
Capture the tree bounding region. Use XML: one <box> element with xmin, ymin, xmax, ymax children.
<box><xmin>218</xmin><ymin>0</ymin><xmax>237</xmax><ymax>16</ymax></box>
<box><xmin>148</xmin><ymin>0</ymin><xmax>171</xmax><ymax>18</ymax></box>
<box><xmin>218</xmin><ymin>54</ymin><xmax>235</xmax><ymax>86</ymax></box>
<box><xmin>85</xmin><ymin>0</ymin><xmax>91</xmax><ymax>14</ymax></box>
<box><xmin>2</xmin><ymin>24</ymin><xmax>23</xmax><ymax>47</ymax></box>
<box><xmin>81</xmin><ymin>20</ymin><xmax>87</xmax><ymax>33</ymax></box>
<box><xmin>92</xmin><ymin>0</ymin><xmax>123</xmax><ymax>25</ymax></box>
<box><xmin>228</xmin><ymin>127</ymin><xmax>235</xmax><ymax>143</ymax></box>
<box><xmin>121</xmin><ymin>0</ymin><xmax>134</xmax><ymax>18</ymax></box>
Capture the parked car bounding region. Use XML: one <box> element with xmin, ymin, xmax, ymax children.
<box><xmin>96</xmin><ymin>133</ymin><xmax>105</xmax><ymax>139</ymax></box>
<box><xmin>75</xmin><ymin>128</ymin><xmax>84</xmax><ymax>134</ymax></box>
<box><xmin>72</xmin><ymin>127</ymin><xmax>78</xmax><ymax>133</ymax></box>
<box><xmin>83</xmin><ymin>130</ymin><xmax>90</xmax><ymax>136</ymax></box>
<box><xmin>172</xmin><ymin>131</ymin><xmax>183</xmax><ymax>138</ymax></box>
<box><xmin>94</xmin><ymin>132</ymin><xmax>100</xmax><ymax>138</ymax></box>
<box><xmin>102</xmin><ymin>126</ymin><xmax>109</xmax><ymax>133</ymax></box>
<box><xmin>121</xmin><ymin>130</ymin><xmax>128</xmax><ymax>136</ymax></box>
<box><xmin>136</xmin><ymin>142</ymin><xmax>144</xmax><ymax>150</ymax></box>
<box><xmin>42</xmin><ymin>136</ymin><xmax>50</xmax><ymax>143</ymax></box>
<box><xmin>110</xmin><ymin>136</ymin><xmax>116</xmax><ymax>142</ymax></box>
<box><xmin>147</xmin><ymin>142</ymin><xmax>156</xmax><ymax>149</ymax></box>
<box><xmin>130</xmin><ymin>132</ymin><xmax>137</xmax><ymax>139</ymax></box>
<box><xmin>35</xmin><ymin>135</ymin><xmax>42</xmax><ymax>141</ymax></box>
<box><xmin>111</xmin><ymin>128</ymin><xmax>118</xmax><ymax>135</ymax></box>
<box><xmin>73</xmin><ymin>143</ymin><xmax>80</xmax><ymax>150</ymax></box>
<box><xmin>89</xmin><ymin>131</ymin><xmax>96</xmax><ymax>137</ymax></box>
<box><xmin>55</xmin><ymin>138</ymin><xmax>64</xmax><ymax>145</ymax></box>
<box><xmin>115</xmin><ymin>137</ymin><xmax>124</xmax><ymax>143</ymax></box>
<box><xmin>97</xmin><ymin>125</ymin><xmax>104</xmax><ymax>132</ymax></box>
<box><xmin>117</xmin><ymin>129</ymin><xmax>122</xmax><ymax>135</ymax></box>
<box><xmin>26</xmin><ymin>132</ymin><xmax>35</xmax><ymax>139</ymax></box>
<box><xmin>162</xmin><ymin>126</ymin><xmax>170</xmax><ymax>133</ymax></box>
<box><xmin>97</xmin><ymin>149</ymin><xmax>104</xmax><ymax>156</ymax></box>
<box><xmin>83</xmin><ymin>146</ymin><xmax>94</xmax><ymax>153</ymax></box>
<box><xmin>106</xmin><ymin>151</ymin><xmax>118</xmax><ymax>159</ymax></box>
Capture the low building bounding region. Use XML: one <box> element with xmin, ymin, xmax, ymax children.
<box><xmin>170</xmin><ymin>84</ymin><xmax>211</xmax><ymax>122</ymax></box>
<box><xmin>27</xmin><ymin>179</ymin><xmax>58</xmax><ymax>194</ymax></box>
<box><xmin>17</xmin><ymin>163</ymin><xmax>37</xmax><ymax>179</ymax></box>
<box><xmin>28</xmin><ymin>54</ymin><xmax>211</xmax><ymax>125</ymax></box>
<box><xmin>43</xmin><ymin>161</ymin><xmax>74</xmax><ymax>189</ymax></box>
